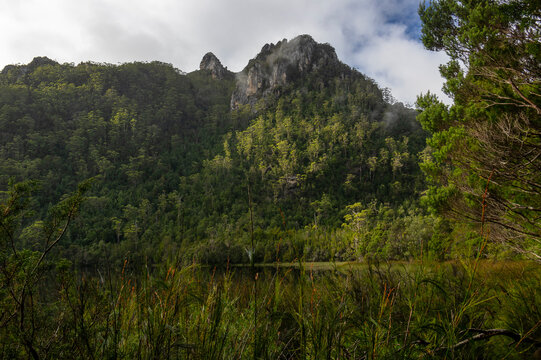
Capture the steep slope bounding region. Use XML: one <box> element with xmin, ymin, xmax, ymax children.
<box><xmin>178</xmin><ymin>37</ymin><xmax>425</xmax><ymax>250</ymax></box>
<box><xmin>231</xmin><ymin>35</ymin><xmax>343</xmax><ymax>108</ymax></box>
<box><xmin>0</xmin><ymin>35</ymin><xmax>427</xmax><ymax>265</ymax></box>
<box><xmin>0</xmin><ymin>59</ymin><xmax>236</xmax><ymax>250</ymax></box>
<box><xmin>199</xmin><ymin>52</ymin><xmax>233</xmax><ymax>80</ymax></box>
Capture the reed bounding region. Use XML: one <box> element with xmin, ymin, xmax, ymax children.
<box><xmin>1</xmin><ymin>259</ymin><xmax>539</xmax><ymax>359</ymax></box>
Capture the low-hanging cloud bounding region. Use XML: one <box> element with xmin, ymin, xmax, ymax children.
<box><xmin>0</xmin><ymin>0</ymin><xmax>450</xmax><ymax>104</ymax></box>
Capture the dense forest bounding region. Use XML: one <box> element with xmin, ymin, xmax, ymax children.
<box><xmin>0</xmin><ymin>0</ymin><xmax>540</xmax><ymax>358</ymax></box>
<box><xmin>0</xmin><ymin>36</ymin><xmax>442</xmax><ymax>266</ymax></box>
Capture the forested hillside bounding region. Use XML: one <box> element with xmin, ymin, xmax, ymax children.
<box><xmin>0</xmin><ymin>36</ymin><xmax>432</xmax><ymax>266</ymax></box>
<box><xmin>1</xmin><ymin>7</ymin><xmax>540</xmax><ymax>356</ymax></box>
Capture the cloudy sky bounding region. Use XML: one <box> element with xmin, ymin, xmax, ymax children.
<box><xmin>0</xmin><ymin>0</ymin><xmax>450</xmax><ymax>105</ymax></box>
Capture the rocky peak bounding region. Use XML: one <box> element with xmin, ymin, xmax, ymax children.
<box><xmin>199</xmin><ymin>52</ymin><xmax>228</xmax><ymax>79</ymax></box>
<box><xmin>231</xmin><ymin>35</ymin><xmax>340</xmax><ymax>109</ymax></box>
<box><xmin>28</xmin><ymin>56</ymin><xmax>58</xmax><ymax>69</ymax></box>
<box><xmin>1</xmin><ymin>56</ymin><xmax>59</xmax><ymax>78</ymax></box>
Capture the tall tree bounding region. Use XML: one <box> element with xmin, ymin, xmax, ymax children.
<box><xmin>417</xmin><ymin>0</ymin><xmax>541</xmax><ymax>259</ymax></box>
<box><xmin>0</xmin><ymin>180</ymin><xmax>90</xmax><ymax>358</ymax></box>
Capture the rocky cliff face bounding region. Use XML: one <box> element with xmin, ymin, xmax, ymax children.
<box><xmin>199</xmin><ymin>52</ymin><xmax>229</xmax><ymax>79</ymax></box>
<box><xmin>231</xmin><ymin>35</ymin><xmax>341</xmax><ymax>109</ymax></box>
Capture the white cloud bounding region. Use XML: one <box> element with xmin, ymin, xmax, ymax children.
<box><xmin>0</xmin><ymin>0</ymin><xmax>449</xmax><ymax>104</ymax></box>
<box><xmin>352</xmin><ymin>26</ymin><xmax>450</xmax><ymax>105</ymax></box>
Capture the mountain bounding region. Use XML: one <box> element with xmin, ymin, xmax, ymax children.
<box><xmin>0</xmin><ymin>35</ymin><xmax>427</xmax><ymax>266</ymax></box>
<box><xmin>199</xmin><ymin>52</ymin><xmax>233</xmax><ymax>80</ymax></box>
<box><xmin>231</xmin><ymin>35</ymin><xmax>342</xmax><ymax>108</ymax></box>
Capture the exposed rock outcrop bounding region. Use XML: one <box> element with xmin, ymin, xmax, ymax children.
<box><xmin>1</xmin><ymin>56</ymin><xmax>58</xmax><ymax>76</ymax></box>
<box><xmin>199</xmin><ymin>52</ymin><xmax>228</xmax><ymax>79</ymax></box>
<box><xmin>231</xmin><ymin>35</ymin><xmax>340</xmax><ymax>109</ymax></box>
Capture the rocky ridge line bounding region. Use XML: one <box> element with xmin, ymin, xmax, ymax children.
<box><xmin>230</xmin><ymin>35</ymin><xmax>341</xmax><ymax>109</ymax></box>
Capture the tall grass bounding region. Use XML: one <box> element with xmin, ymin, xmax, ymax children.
<box><xmin>1</xmin><ymin>260</ymin><xmax>539</xmax><ymax>359</ymax></box>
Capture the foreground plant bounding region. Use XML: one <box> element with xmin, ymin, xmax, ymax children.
<box><xmin>0</xmin><ymin>180</ymin><xmax>91</xmax><ymax>359</ymax></box>
<box><xmin>417</xmin><ymin>0</ymin><xmax>541</xmax><ymax>259</ymax></box>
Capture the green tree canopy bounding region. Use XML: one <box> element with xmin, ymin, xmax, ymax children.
<box><xmin>418</xmin><ymin>0</ymin><xmax>541</xmax><ymax>259</ymax></box>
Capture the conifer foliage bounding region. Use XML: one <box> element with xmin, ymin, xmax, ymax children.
<box><xmin>417</xmin><ymin>0</ymin><xmax>541</xmax><ymax>259</ymax></box>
